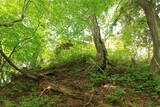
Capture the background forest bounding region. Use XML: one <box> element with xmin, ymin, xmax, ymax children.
<box><xmin>0</xmin><ymin>0</ymin><xmax>160</xmax><ymax>107</ymax></box>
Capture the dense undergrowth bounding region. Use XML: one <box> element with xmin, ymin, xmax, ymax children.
<box><xmin>0</xmin><ymin>51</ymin><xmax>160</xmax><ymax>107</ymax></box>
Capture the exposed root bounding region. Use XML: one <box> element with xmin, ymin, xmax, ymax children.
<box><xmin>83</xmin><ymin>89</ymin><xmax>95</xmax><ymax>107</ymax></box>
<box><xmin>39</xmin><ymin>86</ymin><xmax>52</xmax><ymax>97</ymax></box>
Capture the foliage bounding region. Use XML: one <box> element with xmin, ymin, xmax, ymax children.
<box><xmin>105</xmin><ymin>87</ymin><xmax>126</xmax><ymax>104</ymax></box>
<box><xmin>0</xmin><ymin>0</ymin><xmax>160</xmax><ymax>106</ymax></box>
<box><xmin>3</xmin><ymin>95</ymin><xmax>58</xmax><ymax>107</ymax></box>
<box><xmin>89</xmin><ymin>71</ymin><xmax>107</xmax><ymax>82</ymax></box>
<box><xmin>105</xmin><ymin>95</ymin><xmax>119</xmax><ymax>104</ymax></box>
<box><xmin>18</xmin><ymin>96</ymin><xmax>55</xmax><ymax>107</ymax></box>
<box><xmin>108</xmin><ymin>65</ymin><xmax>160</xmax><ymax>98</ymax></box>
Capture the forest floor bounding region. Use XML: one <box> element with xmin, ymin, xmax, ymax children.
<box><xmin>0</xmin><ymin>59</ymin><xmax>160</xmax><ymax>107</ymax></box>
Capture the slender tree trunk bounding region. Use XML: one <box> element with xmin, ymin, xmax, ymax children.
<box><xmin>137</xmin><ymin>0</ymin><xmax>160</xmax><ymax>73</ymax></box>
<box><xmin>90</xmin><ymin>14</ymin><xmax>108</xmax><ymax>71</ymax></box>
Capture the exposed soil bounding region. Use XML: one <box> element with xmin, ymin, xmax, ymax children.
<box><xmin>0</xmin><ymin>60</ymin><xmax>159</xmax><ymax>107</ymax></box>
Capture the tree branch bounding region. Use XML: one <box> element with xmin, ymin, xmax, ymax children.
<box><xmin>0</xmin><ymin>47</ymin><xmax>38</xmax><ymax>80</ymax></box>
<box><xmin>0</xmin><ymin>0</ymin><xmax>31</xmax><ymax>27</ymax></box>
<box><xmin>0</xmin><ymin>48</ymin><xmax>22</xmax><ymax>73</ymax></box>
<box><xmin>0</xmin><ymin>37</ymin><xmax>32</xmax><ymax>69</ymax></box>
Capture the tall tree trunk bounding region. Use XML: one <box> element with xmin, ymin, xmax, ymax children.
<box><xmin>137</xmin><ymin>0</ymin><xmax>160</xmax><ymax>73</ymax></box>
<box><xmin>90</xmin><ymin>14</ymin><xmax>108</xmax><ymax>71</ymax></box>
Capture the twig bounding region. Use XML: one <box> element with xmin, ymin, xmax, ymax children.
<box><xmin>83</xmin><ymin>88</ymin><xmax>95</xmax><ymax>107</ymax></box>
<box><xmin>39</xmin><ymin>86</ymin><xmax>51</xmax><ymax>97</ymax></box>
<box><xmin>115</xmin><ymin>0</ymin><xmax>123</xmax><ymax>13</ymax></box>
<box><xmin>0</xmin><ymin>37</ymin><xmax>33</xmax><ymax>70</ymax></box>
<box><xmin>0</xmin><ymin>0</ymin><xmax>32</xmax><ymax>27</ymax></box>
<box><xmin>0</xmin><ymin>48</ymin><xmax>22</xmax><ymax>73</ymax></box>
<box><xmin>89</xmin><ymin>58</ymin><xmax>105</xmax><ymax>73</ymax></box>
<box><xmin>0</xmin><ymin>22</ymin><xmax>40</xmax><ymax>71</ymax></box>
<box><xmin>0</xmin><ymin>48</ymin><xmax>38</xmax><ymax>80</ymax></box>
<box><xmin>84</xmin><ymin>64</ymin><xmax>95</xmax><ymax>72</ymax></box>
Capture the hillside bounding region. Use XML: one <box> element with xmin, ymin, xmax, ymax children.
<box><xmin>0</xmin><ymin>0</ymin><xmax>160</xmax><ymax>107</ymax></box>
<box><xmin>0</xmin><ymin>59</ymin><xmax>160</xmax><ymax>107</ymax></box>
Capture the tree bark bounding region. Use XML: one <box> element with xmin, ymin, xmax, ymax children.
<box><xmin>147</xmin><ymin>46</ymin><xmax>151</xmax><ymax>62</ymax></box>
<box><xmin>137</xmin><ymin>0</ymin><xmax>160</xmax><ymax>73</ymax></box>
<box><xmin>90</xmin><ymin>14</ymin><xmax>108</xmax><ymax>71</ymax></box>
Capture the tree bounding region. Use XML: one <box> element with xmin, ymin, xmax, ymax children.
<box><xmin>90</xmin><ymin>14</ymin><xmax>107</xmax><ymax>70</ymax></box>
<box><xmin>48</xmin><ymin>0</ymin><xmax>116</xmax><ymax>71</ymax></box>
<box><xmin>136</xmin><ymin>0</ymin><xmax>160</xmax><ymax>73</ymax></box>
